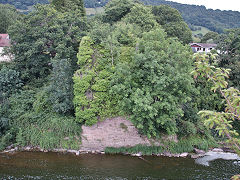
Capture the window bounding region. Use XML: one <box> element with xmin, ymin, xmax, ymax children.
<box><xmin>203</xmin><ymin>48</ymin><xmax>205</xmax><ymax>51</ymax></box>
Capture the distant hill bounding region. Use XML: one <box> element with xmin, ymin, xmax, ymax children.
<box><xmin>0</xmin><ymin>0</ymin><xmax>48</xmax><ymax>10</ymax></box>
<box><xmin>1</xmin><ymin>0</ymin><xmax>240</xmax><ymax>33</ymax></box>
<box><xmin>140</xmin><ymin>0</ymin><xmax>240</xmax><ymax>33</ymax></box>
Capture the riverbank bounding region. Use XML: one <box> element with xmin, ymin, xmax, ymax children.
<box><xmin>1</xmin><ymin>143</ymin><xmax>236</xmax><ymax>160</ymax></box>
<box><xmin>1</xmin><ymin>117</ymin><xmax>236</xmax><ymax>159</ymax></box>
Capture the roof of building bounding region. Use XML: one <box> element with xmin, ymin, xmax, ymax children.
<box><xmin>190</xmin><ymin>43</ymin><xmax>217</xmax><ymax>48</ymax></box>
<box><xmin>0</xmin><ymin>34</ymin><xmax>10</xmax><ymax>47</ymax></box>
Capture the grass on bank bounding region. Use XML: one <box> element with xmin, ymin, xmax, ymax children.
<box><xmin>105</xmin><ymin>136</ymin><xmax>218</xmax><ymax>155</ymax></box>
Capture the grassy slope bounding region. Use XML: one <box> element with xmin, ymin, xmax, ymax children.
<box><xmin>86</xmin><ymin>7</ymin><xmax>104</xmax><ymax>16</ymax></box>
<box><xmin>192</xmin><ymin>26</ymin><xmax>211</xmax><ymax>36</ymax></box>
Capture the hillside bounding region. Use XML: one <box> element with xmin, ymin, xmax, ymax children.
<box><xmin>1</xmin><ymin>0</ymin><xmax>240</xmax><ymax>33</ymax></box>
<box><xmin>141</xmin><ymin>0</ymin><xmax>240</xmax><ymax>33</ymax></box>
<box><xmin>86</xmin><ymin>0</ymin><xmax>240</xmax><ymax>33</ymax></box>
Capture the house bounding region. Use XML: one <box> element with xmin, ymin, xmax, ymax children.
<box><xmin>190</xmin><ymin>43</ymin><xmax>217</xmax><ymax>53</ymax></box>
<box><xmin>0</xmin><ymin>34</ymin><xmax>11</xmax><ymax>62</ymax></box>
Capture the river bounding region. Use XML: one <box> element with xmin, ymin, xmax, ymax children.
<box><xmin>0</xmin><ymin>152</ymin><xmax>239</xmax><ymax>179</ymax></box>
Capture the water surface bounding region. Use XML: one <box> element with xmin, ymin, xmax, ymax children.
<box><xmin>0</xmin><ymin>152</ymin><xmax>239</xmax><ymax>179</ymax></box>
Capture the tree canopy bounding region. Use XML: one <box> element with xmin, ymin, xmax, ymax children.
<box><xmin>152</xmin><ymin>5</ymin><xmax>192</xmax><ymax>44</ymax></box>
<box><xmin>0</xmin><ymin>4</ymin><xmax>20</xmax><ymax>33</ymax></box>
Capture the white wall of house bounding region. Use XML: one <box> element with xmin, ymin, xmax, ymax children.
<box><xmin>0</xmin><ymin>47</ymin><xmax>11</xmax><ymax>62</ymax></box>
<box><xmin>192</xmin><ymin>47</ymin><xmax>213</xmax><ymax>53</ymax></box>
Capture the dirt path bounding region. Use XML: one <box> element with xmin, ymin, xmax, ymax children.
<box><xmin>79</xmin><ymin>117</ymin><xmax>152</xmax><ymax>152</ymax></box>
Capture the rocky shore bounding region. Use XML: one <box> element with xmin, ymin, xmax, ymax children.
<box><xmin>1</xmin><ymin>118</ymin><xmax>239</xmax><ymax>162</ymax></box>
<box><xmin>1</xmin><ymin>144</ymin><xmax>238</xmax><ymax>162</ymax></box>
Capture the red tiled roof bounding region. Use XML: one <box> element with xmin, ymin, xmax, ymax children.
<box><xmin>0</xmin><ymin>34</ymin><xmax>10</xmax><ymax>47</ymax></box>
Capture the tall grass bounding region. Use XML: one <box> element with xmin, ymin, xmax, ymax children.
<box><xmin>105</xmin><ymin>136</ymin><xmax>218</xmax><ymax>155</ymax></box>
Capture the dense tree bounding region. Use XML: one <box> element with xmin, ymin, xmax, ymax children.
<box><xmin>0</xmin><ymin>66</ymin><xmax>23</xmax><ymax>102</ymax></box>
<box><xmin>47</xmin><ymin>59</ymin><xmax>74</xmax><ymax>114</ymax></box>
<box><xmin>216</xmin><ymin>29</ymin><xmax>240</xmax><ymax>89</ymax></box>
<box><xmin>2</xmin><ymin>0</ymin><xmax>240</xmax><ymax>33</ymax></box>
<box><xmin>1</xmin><ymin>0</ymin><xmax>239</xmax><ymax>153</ymax></box>
<box><xmin>141</xmin><ymin>0</ymin><xmax>240</xmax><ymax>33</ymax></box>
<box><xmin>123</xmin><ymin>3</ymin><xmax>158</xmax><ymax>32</ymax></box>
<box><xmin>51</xmin><ymin>0</ymin><xmax>86</xmax><ymax>15</ymax></box>
<box><xmin>103</xmin><ymin>0</ymin><xmax>135</xmax><ymax>23</ymax></box>
<box><xmin>73</xmin><ymin>36</ymin><xmax>118</xmax><ymax>125</ymax></box>
<box><xmin>201</xmin><ymin>31</ymin><xmax>219</xmax><ymax>43</ymax></box>
<box><xmin>0</xmin><ymin>0</ymin><xmax>48</xmax><ymax>10</ymax></box>
<box><xmin>193</xmin><ymin>53</ymin><xmax>240</xmax><ymax>155</ymax></box>
<box><xmin>152</xmin><ymin>5</ymin><xmax>192</xmax><ymax>44</ymax></box>
<box><xmin>112</xmin><ymin>29</ymin><xmax>194</xmax><ymax>137</ymax></box>
<box><xmin>8</xmin><ymin>5</ymin><xmax>88</xmax><ymax>83</ymax></box>
<box><xmin>0</xmin><ymin>4</ymin><xmax>20</xmax><ymax>33</ymax></box>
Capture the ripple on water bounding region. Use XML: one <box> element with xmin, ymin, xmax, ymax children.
<box><xmin>0</xmin><ymin>152</ymin><xmax>239</xmax><ymax>180</ymax></box>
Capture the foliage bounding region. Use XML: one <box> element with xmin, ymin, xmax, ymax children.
<box><xmin>5</xmin><ymin>89</ymin><xmax>81</xmax><ymax>150</ymax></box>
<box><xmin>192</xmin><ymin>53</ymin><xmax>240</xmax><ymax>154</ymax></box>
<box><xmin>141</xmin><ymin>0</ymin><xmax>240</xmax><ymax>33</ymax></box>
<box><xmin>0</xmin><ymin>0</ymin><xmax>48</xmax><ymax>10</ymax></box>
<box><xmin>0</xmin><ymin>4</ymin><xmax>20</xmax><ymax>33</ymax></box>
<box><xmin>0</xmin><ymin>102</ymin><xmax>9</xmax><ymax>138</ymax></box>
<box><xmin>0</xmin><ymin>66</ymin><xmax>23</xmax><ymax>101</ymax></box>
<box><xmin>123</xmin><ymin>4</ymin><xmax>158</xmax><ymax>32</ymax></box>
<box><xmin>216</xmin><ymin>29</ymin><xmax>240</xmax><ymax>89</ymax></box>
<box><xmin>73</xmin><ymin>36</ymin><xmax>118</xmax><ymax>125</ymax></box>
<box><xmin>14</xmin><ymin>112</ymin><xmax>81</xmax><ymax>150</ymax></box>
<box><xmin>3</xmin><ymin>0</ymin><xmax>240</xmax><ymax>33</ymax></box>
<box><xmin>103</xmin><ymin>0</ymin><xmax>135</xmax><ymax>23</ymax></box>
<box><xmin>1</xmin><ymin>0</ymin><xmax>233</xmax><ymax>152</ymax></box>
<box><xmin>201</xmin><ymin>31</ymin><xmax>219</xmax><ymax>43</ymax></box>
<box><xmin>8</xmin><ymin>4</ymin><xmax>88</xmax><ymax>83</ymax></box>
<box><xmin>112</xmin><ymin>29</ymin><xmax>194</xmax><ymax>137</ymax></box>
<box><xmin>111</xmin><ymin>22</ymin><xmax>141</xmax><ymax>48</ymax></box>
<box><xmin>152</xmin><ymin>5</ymin><xmax>192</xmax><ymax>44</ymax></box>
<box><xmin>105</xmin><ymin>136</ymin><xmax>217</xmax><ymax>155</ymax></box>
<box><xmin>47</xmin><ymin>59</ymin><xmax>74</xmax><ymax>114</ymax></box>
<box><xmin>0</xmin><ymin>128</ymin><xmax>16</xmax><ymax>151</ymax></box>
<box><xmin>50</xmin><ymin>0</ymin><xmax>86</xmax><ymax>16</ymax></box>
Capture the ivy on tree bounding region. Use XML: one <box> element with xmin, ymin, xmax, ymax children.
<box><xmin>73</xmin><ymin>36</ymin><xmax>118</xmax><ymax>125</ymax></box>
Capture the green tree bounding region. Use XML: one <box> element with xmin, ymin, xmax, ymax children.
<box><xmin>112</xmin><ymin>29</ymin><xmax>194</xmax><ymax>137</ymax></box>
<box><xmin>216</xmin><ymin>29</ymin><xmax>240</xmax><ymax>89</ymax></box>
<box><xmin>0</xmin><ymin>4</ymin><xmax>20</xmax><ymax>33</ymax></box>
<box><xmin>123</xmin><ymin>3</ymin><xmax>158</xmax><ymax>32</ymax></box>
<box><xmin>201</xmin><ymin>31</ymin><xmax>219</xmax><ymax>43</ymax></box>
<box><xmin>103</xmin><ymin>0</ymin><xmax>135</xmax><ymax>23</ymax></box>
<box><xmin>73</xmin><ymin>36</ymin><xmax>118</xmax><ymax>125</ymax></box>
<box><xmin>51</xmin><ymin>0</ymin><xmax>86</xmax><ymax>15</ymax></box>
<box><xmin>0</xmin><ymin>66</ymin><xmax>23</xmax><ymax>102</ymax></box>
<box><xmin>152</xmin><ymin>5</ymin><xmax>192</xmax><ymax>44</ymax></box>
<box><xmin>8</xmin><ymin>5</ymin><xmax>88</xmax><ymax>83</ymax></box>
<box><xmin>192</xmin><ymin>53</ymin><xmax>240</xmax><ymax>154</ymax></box>
<box><xmin>47</xmin><ymin>59</ymin><xmax>74</xmax><ymax>114</ymax></box>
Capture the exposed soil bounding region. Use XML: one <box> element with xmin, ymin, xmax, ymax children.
<box><xmin>79</xmin><ymin>117</ymin><xmax>153</xmax><ymax>152</ymax></box>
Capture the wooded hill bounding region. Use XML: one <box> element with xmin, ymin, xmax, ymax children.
<box><xmin>2</xmin><ymin>0</ymin><xmax>239</xmax><ymax>33</ymax></box>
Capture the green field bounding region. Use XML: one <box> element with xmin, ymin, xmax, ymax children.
<box><xmin>192</xmin><ymin>26</ymin><xmax>211</xmax><ymax>42</ymax></box>
<box><xmin>192</xmin><ymin>26</ymin><xmax>211</xmax><ymax>36</ymax></box>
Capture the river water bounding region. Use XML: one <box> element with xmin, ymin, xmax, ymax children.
<box><xmin>0</xmin><ymin>152</ymin><xmax>239</xmax><ymax>179</ymax></box>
